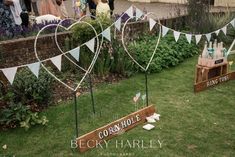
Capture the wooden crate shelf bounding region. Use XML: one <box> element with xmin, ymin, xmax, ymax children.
<box><xmin>195</xmin><ymin>62</ymin><xmax>228</xmax><ymax>84</ymax></box>
<box><xmin>193</xmin><ymin>62</ymin><xmax>235</xmax><ymax>92</ymax></box>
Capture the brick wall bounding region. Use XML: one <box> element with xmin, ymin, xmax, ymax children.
<box><xmin>0</xmin><ymin>32</ymin><xmax>71</xmax><ymax>68</ymax></box>
<box><xmin>0</xmin><ymin>21</ymin><xmax>152</xmax><ymax>68</ymax></box>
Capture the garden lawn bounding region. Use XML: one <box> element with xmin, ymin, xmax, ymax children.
<box><xmin>0</xmin><ymin>55</ymin><xmax>235</xmax><ymax>157</ymax></box>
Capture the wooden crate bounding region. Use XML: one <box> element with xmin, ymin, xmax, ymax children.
<box><xmin>195</xmin><ymin>62</ymin><xmax>228</xmax><ymax>84</ymax></box>
<box><xmin>193</xmin><ymin>61</ymin><xmax>235</xmax><ymax>92</ymax></box>
<box><xmin>194</xmin><ymin>72</ymin><xmax>235</xmax><ymax>92</ymax></box>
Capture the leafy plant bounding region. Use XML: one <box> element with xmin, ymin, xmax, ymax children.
<box><xmin>0</xmin><ymin>20</ymin><xmax>72</xmax><ymax>42</ymax></box>
<box><xmin>128</xmin><ymin>33</ymin><xmax>199</xmax><ymax>73</ymax></box>
<box><xmin>0</xmin><ymin>103</ymin><xmax>48</xmax><ymax>130</ymax></box>
<box><xmin>11</xmin><ymin>68</ymin><xmax>53</xmax><ymax>106</ymax></box>
<box><xmin>0</xmin><ymin>68</ymin><xmax>51</xmax><ymax>130</ymax></box>
<box><xmin>71</xmin><ymin>17</ymin><xmax>133</xmax><ymax>77</ymax></box>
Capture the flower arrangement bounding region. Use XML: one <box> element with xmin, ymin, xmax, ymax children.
<box><xmin>0</xmin><ymin>20</ymin><xmax>72</xmax><ymax>41</ymax></box>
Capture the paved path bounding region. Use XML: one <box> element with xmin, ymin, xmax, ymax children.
<box><xmin>64</xmin><ymin>0</ymin><xmax>235</xmax><ymax>19</ymax></box>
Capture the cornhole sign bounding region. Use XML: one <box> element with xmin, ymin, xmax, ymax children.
<box><xmin>77</xmin><ymin>105</ymin><xmax>156</xmax><ymax>153</ymax></box>
<box><xmin>194</xmin><ymin>72</ymin><xmax>235</xmax><ymax>92</ymax></box>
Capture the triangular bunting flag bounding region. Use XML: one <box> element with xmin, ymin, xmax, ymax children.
<box><xmin>2</xmin><ymin>67</ymin><xmax>17</xmax><ymax>85</ymax></box>
<box><xmin>136</xmin><ymin>8</ymin><xmax>143</xmax><ymax>20</ymax></box>
<box><xmin>162</xmin><ymin>25</ymin><xmax>169</xmax><ymax>37</ymax></box>
<box><xmin>115</xmin><ymin>18</ymin><xmax>121</xmax><ymax>31</ymax></box>
<box><xmin>205</xmin><ymin>33</ymin><xmax>211</xmax><ymax>42</ymax></box>
<box><xmin>215</xmin><ymin>29</ymin><xmax>220</xmax><ymax>36</ymax></box>
<box><xmin>173</xmin><ymin>31</ymin><xmax>181</xmax><ymax>42</ymax></box>
<box><xmin>69</xmin><ymin>47</ymin><xmax>80</xmax><ymax>61</ymax></box>
<box><xmin>102</xmin><ymin>27</ymin><xmax>111</xmax><ymax>41</ymax></box>
<box><xmin>50</xmin><ymin>55</ymin><xmax>62</xmax><ymax>71</ymax></box>
<box><xmin>185</xmin><ymin>34</ymin><xmax>192</xmax><ymax>44</ymax></box>
<box><xmin>85</xmin><ymin>38</ymin><xmax>95</xmax><ymax>53</ymax></box>
<box><xmin>27</xmin><ymin>62</ymin><xmax>40</xmax><ymax>78</ymax></box>
<box><xmin>195</xmin><ymin>35</ymin><xmax>202</xmax><ymax>45</ymax></box>
<box><xmin>222</xmin><ymin>26</ymin><xmax>227</xmax><ymax>35</ymax></box>
<box><xmin>230</xmin><ymin>19</ymin><xmax>235</xmax><ymax>28</ymax></box>
<box><xmin>149</xmin><ymin>18</ymin><xmax>156</xmax><ymax>31</ymax></box>
<box><xmin>125</xmin><ymin>6</ymin><xmax>133</xmax><ymax>18</ymax></box>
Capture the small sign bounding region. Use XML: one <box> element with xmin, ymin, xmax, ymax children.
<box><xmin>194</xmin><ymin>72</ymin><xmax>235</xmax><ymax>92</ymax></box>
<box><xmin>214</xmin><ymin>59</ymin><xmax>224</xmax><ymax>64</ymax></box>
<box><xmin>77</xmin><ymin>105</ymin><xmax>156</xmax><ymax>153</ymax></box>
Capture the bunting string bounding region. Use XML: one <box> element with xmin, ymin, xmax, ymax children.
<box><xmin>159</xmin><ymin>17</ymin><xmax>235</xmax><ymax>44</ymax></box>
<box><xmin>54</xmin><ymin>14</ymin><xmax>105</xmax><ymax>74</ymax></box>
<box><xmin>0</xmin><ymin>5</ymin><xmax>234</xmax><ymax>86</ymax></box>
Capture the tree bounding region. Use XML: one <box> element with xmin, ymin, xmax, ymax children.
<box><xmin>187</xmin><ymin>0</ymin><xmax>210</xmax><ymax>33</ymax></box>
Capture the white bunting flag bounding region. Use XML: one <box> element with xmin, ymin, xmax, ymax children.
<box><xmin>85</xmin><ymin>38</ymin><xmax>95</xmax><ymax>53</ymax></box>
<box><xmin>215</xmin><ymin>29</ymin><xmax>220</xmax><ymax>36</ymax></box>
<box><xmin>230</xmin><ymin>19</ymin><xmax>235</xmax><ymax>28</ymax></box>
<box><xmin>173</xmin><ymin>31</ymin><xmax>181</xmax><ymax>42</ymax></box>
<box><xmin>27</xmin><ymin>62</ymin><xmax>40</xmax><ymax>78</ymax></box>
<box><xmin>185</xmin><ymin>34</ymin><xmax>192</xmax><ymax>44</ymax></box>
<box><xmin>222</xmin><ymin>26</ymin><xmax>227</xmax><ymax>35</ymax></box>
<box><xmin>2</xmin><ymin>67</ymin><xmax>17</xmax><ymax>84</ymax></box>
<box><xmin>136</xmin><ymin>7</ymin><xmax>143</xmax><ymax>20</ymax></box>
<box><xmin>125</xmin><ymin>6</ymin><xmax>133</xmax><ymax>18</ymax></box>
<box><xmin>162</xmin><ymin>25</ymin><xmax>169</xmax><ymax>37</ymax></box>
<box><xmin>149</xmin><ymin>18</ymin><xmax>156</xmax><ymax>31</ymax></box>
<box><xmin>115</xmin><ymin>18</ymin><xmax>121</xmax><ymax>31</ymax></box>
<box><xmin>195</xmin><ymin>35</ymin><xmax>202</xmax><ymax>45</ymax></box>
<box><xmin>69</xmin><ymin>47</ymin><xmax>80</xmax><ymax>61</ymax></box>
<box><xmin>102</xmin><ymin>27</ymin><xmax>111</xmax><ymax>41</ymax></box>
<box><xmin>205</xmin><ymin>33</ymin><xmax>211</xmax><ymax>42</ymax></box>
<box><xmin>50</xmin><ymin>55</ymin><xmax>62</xmax><ymax>71</ymax></box>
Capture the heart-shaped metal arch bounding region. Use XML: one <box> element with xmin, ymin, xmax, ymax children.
<box><xmin>227</xmin><ymin>39</ymin><xmax>235</xmax><ymax>56</ymax></box>
<box><xmin>54</xmin><ymin>15</ymin><xmax>104</xmax><ymax>73</ymax></box>
<box><xmin>121</xmin><ymin>12</ymin><xmax>162</xmax><ymax>72</ymax></box>
<box><xmin>34</xmin><ymin>21</ymin><xmax>100</xmax><ymax>92</ymax></box>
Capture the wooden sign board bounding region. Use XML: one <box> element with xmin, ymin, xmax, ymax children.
<box><xmin>194</xmin><ymin>72</ymin><xmax>235</xmax><ymax>92</ymax></box>
<box><xmin>77</xmin><ymin>105</ymin><xmax>156</xmax><ymax>153</ymax></box>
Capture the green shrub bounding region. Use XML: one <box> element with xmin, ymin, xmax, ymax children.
<box><xmin>128</xmin><ymin>33</ymin><xmax>199</xmax><ymax>73</ymax></box>
<box><xmin>0</xmin><ymin>68</ymin><xmax>51</xmax><ymax>130</ymax></box>
<box><xmin>0</xmin><ymin>103</ymin><xmax>48</xmax><ymax>130</ymax></box>
<box><xmin>110</xmin><ymin>41</ymin><xmax>134</xmax><ymax>77</ymax></box>
<box><xmin>71</xmin><ymin>17</ymin><xmax>133</xmax><ymax>77</ymax></box>
<box><xmin>10</xmin><ymin>68</ymin><xmax>53</xmax><ymax>107</ymax></box>
<box><xmin>71</xmin><ymin>17</ymin><xmax>199</xmax><ymax>75</ymax></box>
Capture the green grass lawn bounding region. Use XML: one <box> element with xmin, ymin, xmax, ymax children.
<box><xmin>0</xmin><ymin>55</ymin><xmax>235</xmax><ymax>157</ymax></box>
